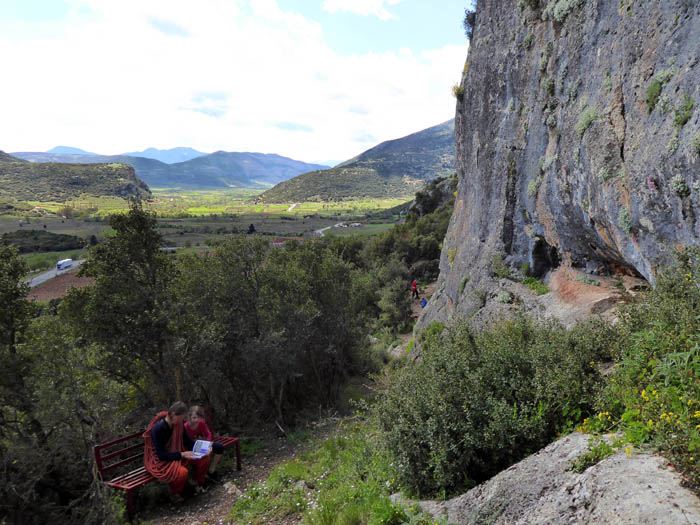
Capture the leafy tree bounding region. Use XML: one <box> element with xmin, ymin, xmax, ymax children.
<box><xmin>62</xmin><ymin>203</ymin><xmax>176</xmax><ymax>405</ymax></box>
<box><xmin>1</xmin><ymin>315</ymin><xmax>125</xmax><ymax>524</ymax></box>
<box><xmin>0</xmin><ymin>245</ymin><xmax>34</xmax><ymax>354</ymax></box>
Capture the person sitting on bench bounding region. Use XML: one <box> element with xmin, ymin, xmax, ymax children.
<box><xmin>143</xmin><ymin>401</ymin><xmax>211</xmax><ymax>499</ymax></box>
<box><xmin>185</xmin><ymin>405</ymin><xmax>225</xmax><ymax>483</ymax></box>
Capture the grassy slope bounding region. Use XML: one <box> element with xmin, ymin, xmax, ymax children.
<box><xmin>258</xmin><ymin>120</ymin><xmax>455</xmax><ymax>202</ymax></box>
<box><xmin>0</xmin><ymin>162</ymin><xmax>151</xmax><ymax>201</ymax></box>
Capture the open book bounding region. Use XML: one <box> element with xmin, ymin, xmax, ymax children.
<box><xmin>192</xmin><ymin>440</ymin><xmax>212</xmax><ymax>459</ymax></box>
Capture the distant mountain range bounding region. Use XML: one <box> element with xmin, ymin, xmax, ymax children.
<box><xmin>11</xmin><ymin>149</ymin><xmax>328</xmax><ymax>190</ymax></box>
<box><xmin>257</xmin><ymin>119</ymin><xmax>455</xmax><ymax>202</ymax></box>
<box><xmin>10</xmin><ymin>121</ymin><xmax>453</xmax><ymax>198</ymax></box>
<box><xmin>0</xmin><ymin>151</ymin><xmax>150</xmax><ymax>202</ymax></box>
<box><xmin>120</xmin><ymin>147</ymin><xmax>207</xmax><ymax>164</ymax></box>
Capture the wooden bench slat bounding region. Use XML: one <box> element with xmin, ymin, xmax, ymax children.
<box><xmin>100</xmin><ymin>442</ymin><xmax>144</xmax><ymax>464</ymax></box>
<box><xmin>106</xmin><ymin>467</ymin><xmax>155</xmax><ymax>490</ymax></box>
<box><xmin>95</xmin><ymin>431</ymin><xmax>143</xmax><ymax>450</ymax></box>
<box><xmin>99</xmin><ymin>452</ymin><xmax>145</xmax><ymax>474</ymax></box>
<box><xmin>213</xmin><ymin>436</ymin><xmax>238</xmax><ymax>445</ymax></box>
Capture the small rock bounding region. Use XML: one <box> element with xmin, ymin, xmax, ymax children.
<box><xmin>224</xmin><ymin>482</ymin><xmax>243</xmax><ymax>497</ymax></box>
<box><xmin>294</xmin><ymin>480</ymin><xmax>309</xmax><ymax>491</ymax></box>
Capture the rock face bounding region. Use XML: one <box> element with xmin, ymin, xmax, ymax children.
<box><xmin>399</xmin><ymin>432</ymin><xmax>700</xmax><ymax>524</ymax></box>
<box><xmin>419</xmin><ymin>0</ymin><xmax>700</xmax><ymax>329</ymax></box>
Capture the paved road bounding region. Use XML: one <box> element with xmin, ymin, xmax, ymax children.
<box><xmin>314</xmin><ymin>222</ymin><xmax>345</xmax><ymax>238</ymax></box>
<box><xmin>25</xmin><ymin>259</ymin><xmax>85</xmax><ymax>288</ymax></box>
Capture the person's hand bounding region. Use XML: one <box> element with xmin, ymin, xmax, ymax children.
<box><xmin>181</xmin><ymin>451</ymin><xmax>196</xmax><ymax>459</ymax></box>
<box><xmin>206</xmin><ymin>447</ymin><xmax>213</xmax><ymax>456</ymax></box>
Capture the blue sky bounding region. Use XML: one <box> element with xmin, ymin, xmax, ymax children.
<box><xmin>0</xmin><ymin>0</ymin><xmax>469</xmax><ymax>164</ymax></box>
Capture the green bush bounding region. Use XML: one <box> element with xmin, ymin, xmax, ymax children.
<box><xmin>646</xmin><ymin>80</ymin><xmax>662</xmax><ymax>113</ymax></box>
<box><xmin>523</xmin><ymin>276</ymin><xmax>549</xmax><ymax>295</ymax></box>
<box><xmin>569</xmin><ymin>438</ymin><xmax>616</xmax><ymax>473</ymax></box>
<box><xmin>545</xmin><ymin>77</ymin><xmax>555</xmax><ymax>97</ymax></box>
<box><xmin>673</xmin><ymin>93</ymin><xmax>695</xmax><ymax>129</ymax></box>
<box><xmin>618</xmin><ymin>206</ymin><xmax>632</xmax><ymax>236</ymax></box>
<box><xmin>576</xmin><ymin>107</ymin><xmax>598</xmax><ymax>138</ymax></box>
<box><xmin>376</xmin><ymin>316</ymin><xmax>615</xmax><ymax>495</ymax></box>
<box><xmin>596</xmin><ymin>248</ymin><xmax>700</xmax><ymax>489</ymax></box>
<box><xmin>460</xmin><ymin>275</ymin><xmax>470</xmax><ymax>294</ymax></box>
<box><xmin>542</xmin><ymin>0</ymin><xmax>586</xmax><ymax>22</ymax></box>
<box><xmin>528</xmin><ymin>176</ymin><xmax>543</xmax><ymax>197</ymax></box>
<box><xmin>490</xmin><ymin>254</ymin><xmax>513</xmax><ymax>279</ymax></box>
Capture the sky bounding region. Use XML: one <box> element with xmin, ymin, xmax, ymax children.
<box><xmin>0</xmin><ymin>0</ymin><xmax>469</xmax><ymax>164</ymax></box>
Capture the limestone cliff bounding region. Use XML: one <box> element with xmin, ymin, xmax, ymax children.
<box><xmin>420</xmin><ymin>0</ymin><xmax>700</xmax><ymax>329</ymax></box>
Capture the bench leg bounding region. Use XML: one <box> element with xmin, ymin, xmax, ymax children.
<box><xmin>126</xmin><ymin>489</ymin><xmax>135</xmax><ymax>521</ymax></box>
<box><xmin>236</xmin><ymin>439</ymin><xmax>241</xmax><ymax>471</ymax></box>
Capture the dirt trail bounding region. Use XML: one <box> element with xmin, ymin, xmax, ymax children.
<box><xmin>397</xmin><ymin>281</ymin><xmax>436</xmax><ymax>345</ymax></box>
<box><xmin>138</xmin><ymin>421</ymin><xmax>339</xmax><ymax>525</ymax></box>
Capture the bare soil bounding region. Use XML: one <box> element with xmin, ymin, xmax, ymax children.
<box><xmin>27</xmin><ymin>269</ymin><xmax>93</xmax><ymax>302</ymax></box>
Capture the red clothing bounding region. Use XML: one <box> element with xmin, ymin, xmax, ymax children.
<box><xmin>143</xmin><ymin>411</ymin><xmax>210</xmax><ymax>494</ymax></box>
<box><xmin>169</xmin><ymin>456</ymin><xmax>210</xmax><ymax>494</ymax></box>
<box><xmin>411</xmin><ymin>280</ymin><xmax>417</xmax><ymax>291</ymax></box>
<box><xmin>185</xmin><ymin>419</ymin><xmax>213</xmax><ymax>441</ymax></box>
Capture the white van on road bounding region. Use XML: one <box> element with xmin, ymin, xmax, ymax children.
<box><xmin>56</xmin><ymin>258</ymin><xmax>73</xmax><ymax>270</ymax></box>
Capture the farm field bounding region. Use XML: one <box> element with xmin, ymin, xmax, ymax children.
<box><xmin>3</xmin><ymin>189</ymin><xmax>408</xmax><ymax>219</ymax></box>
<box><xmin>2</xmin><ymin>189</ymin><xmax>408</xmax><ymax>272</ymax></box>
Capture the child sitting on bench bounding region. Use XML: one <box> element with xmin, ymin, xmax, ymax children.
<box><xmin>185</xmin><ymin>405</ymin><xmax>225</xmax><ymax>483</ymax></box>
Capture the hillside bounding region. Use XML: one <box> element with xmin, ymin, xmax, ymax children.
<box><xmin>12</xmin><ymin>150</ymin><xmax>327</xmax><ymax>189</ymax></box>
<box><xmin>0</xmin><ymin>151</ymin><xmax>26</xmax><ymax>163</ymax></box>
<box><xmin>257</xmin><ymin>120</ymin><xmax>455</xmax><ymax>201</ymax></box>
<box><xmin>0</xmin><ymin>161</ymin><xmax>151</xmax><ymax>201</ymax></box>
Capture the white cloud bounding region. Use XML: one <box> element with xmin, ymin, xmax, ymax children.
<box><xmin>0</xmin><ymin>0</ymin><xmax>467</xmax><ymax>162</ymax></box>
<box><xmin>321</xmin><ymin>0</ymin><xmax>402</xmax><ymax>20</ymax></box>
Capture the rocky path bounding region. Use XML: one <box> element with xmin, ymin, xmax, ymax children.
<box><xmin>138</xmin><ymin>420</ymin><xmax>339</xmax><ymax>525</ymax></box>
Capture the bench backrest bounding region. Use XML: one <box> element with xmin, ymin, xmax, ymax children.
<box><xmin>94</xmin><ymin>430</ymin><xmax>145</xmax><ymax>480</ymax></box>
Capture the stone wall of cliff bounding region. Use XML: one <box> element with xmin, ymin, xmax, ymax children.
<box><xmin>419</xmin><ymin>0</ymin><xmax>700</xmax><ymax>330</ymax></box>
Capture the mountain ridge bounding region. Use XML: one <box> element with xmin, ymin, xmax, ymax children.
<box><xmin>120</xmin><ymin>146</ymin><xmax>207</xmax><ymax>164</ymax></box>
<box><xmin>11</xmin><ymin>150</ymin><xmax>327</xmax><ymax>189</ymax></box>
<box><xmin>257</xmin><ymin>119</ymin><xmax>455</xmax><ymax>202</ymax></box>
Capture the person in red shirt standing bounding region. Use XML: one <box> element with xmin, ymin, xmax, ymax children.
<box><xmin>411</xmin><ymin>279</ymin><xmax>419</xmax><ymax>299</ymax></box>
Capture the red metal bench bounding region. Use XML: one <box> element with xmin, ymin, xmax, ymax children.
<box><xmin>94</xmin><ymin>425</ymin><xmax>241</xmax><ymax>519</ymax></box>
